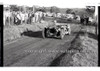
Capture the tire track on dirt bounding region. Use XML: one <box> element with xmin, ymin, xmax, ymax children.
<box><xmin>11</xmin><ymin>38</ymin><xmax>66</xmax><ymax>66</ymax></box>
<box><xmin>4</xmin><ymin>38</ymin><xmax>53</xmax><ymax>66</ymax></box>
<box><xmin>4</xmin><ymin>38</ymin><xmax>42</xmax><ymax>55</ymax></box>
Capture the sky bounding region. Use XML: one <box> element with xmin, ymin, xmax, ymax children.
<box><xmin>0</xmin><ymin>0</ymin><xmax>100</xmax><ymax>8</ymax></box>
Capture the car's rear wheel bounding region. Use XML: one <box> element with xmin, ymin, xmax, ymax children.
<box><xmin>42</xmin><ymin>28</ymin><xmax>47</xmax><ymax>38</ymax></box>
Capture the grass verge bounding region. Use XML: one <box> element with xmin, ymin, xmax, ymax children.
<box><xmin>59</xmin><ymin>25</ymin><xmax>98</xmax><ymax>66</ymax></box>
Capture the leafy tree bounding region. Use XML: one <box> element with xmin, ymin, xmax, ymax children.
<box><xmin>86</xmin><ymin>6</ymin><xmax>95</xmax><ymax>13</ymax></box>
<box><xmin>66</xmin><ymin>9</ymin><xmax>73</xmax><ymax>14</ymax></box>
<box><xmin>50</xmin><ymin>6</ymin><xmax>60</xmax><ymax>13</ymax></box>
<box><xmin>10</xmin><ymin>5</ymin><xmax>19</xmax><ymax>11</ymax></box>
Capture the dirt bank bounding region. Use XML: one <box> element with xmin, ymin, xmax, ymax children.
<box><xmin>58</xmin><ymin>25</ymin><xmax>98</xmax><ymax>66</ymax></box>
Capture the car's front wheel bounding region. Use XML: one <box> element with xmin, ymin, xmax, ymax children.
<box><xmin>60</xmin><ymin>29</ymin><xmax>65</xmax><ymax>39</ymax></box>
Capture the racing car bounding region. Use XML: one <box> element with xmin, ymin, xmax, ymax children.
<box><xmin>42</xmin><ymin>23</ymin><xmax>71</xmax><ymax>39</ymax></box>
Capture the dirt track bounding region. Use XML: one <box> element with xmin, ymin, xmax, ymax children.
<box><xmin>4</xmin><ymin>24</ymin><xmax>81</xmax><ymax>66</ymax></box>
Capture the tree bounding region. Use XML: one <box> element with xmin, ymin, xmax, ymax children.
<box><xmin>50</xmin><ymin>6</ymin><xmax>60</xmax><ymax>13</ymax></box>
<box><xmin>86</xmin><ymin>6</ymin><xmax>95</xmax><ymax>13</ymax></box>
<box><xmin>66</xmin><ymin>9</ymin><xmax>73</xmax><ymax>14</ymax></box>
<box><xmin>10</xmin><ymin>5</ymin><xmax>19</xmax><ymax>12</ymax></box>
<box><xmin>71</xmin><ymin>11</ymin><xmax>76</xmax><ymax>15</ymax></box>
<box><xmin>37</xmin><ymin>7</ymin><xmax>46</xmax><ymax>12</ymax></box>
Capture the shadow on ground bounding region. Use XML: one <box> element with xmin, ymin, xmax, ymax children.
<box><xmin>21</xmin><ymin>30</ymin><xmax>64</xmax><ymax>40</ymax></box>
<box><xmin>21</xmin><ymin>31</ymin><xmax>43</xmax><ymax>38</ymax></box>
<box><xmin>87</xmin><ymin>32</ymin><xmax>98</xmax><ymax>40</ymax></box>
<box><xmin>74</xmin><ymin>30</ymin><xmax>98</xmax><ymax>40</ymax></box>
<box><xmin>49</xmin><ymin>53</ymin><xmax>66</xmax><ymax>66</ymax></box>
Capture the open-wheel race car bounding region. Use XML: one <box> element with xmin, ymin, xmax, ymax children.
<box><xmin>42</xmin><ymin>23</ymin><xmax>71</xmax><ymax>39</ymax></box>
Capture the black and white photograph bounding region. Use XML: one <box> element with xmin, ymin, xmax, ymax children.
<box><xmin>0</xmin><ymin>5</ymin><xmax>2</xmax><ymax>67</ymax></box>
<box><xmin>0</xmin><ymin>0</ymin><xmax>99</xmax><ymax>68</ymax></box>
<box><xmin>0</xmin><ymin>23</ymin><xmax>1</xmax><ymax>66</ymax></box>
